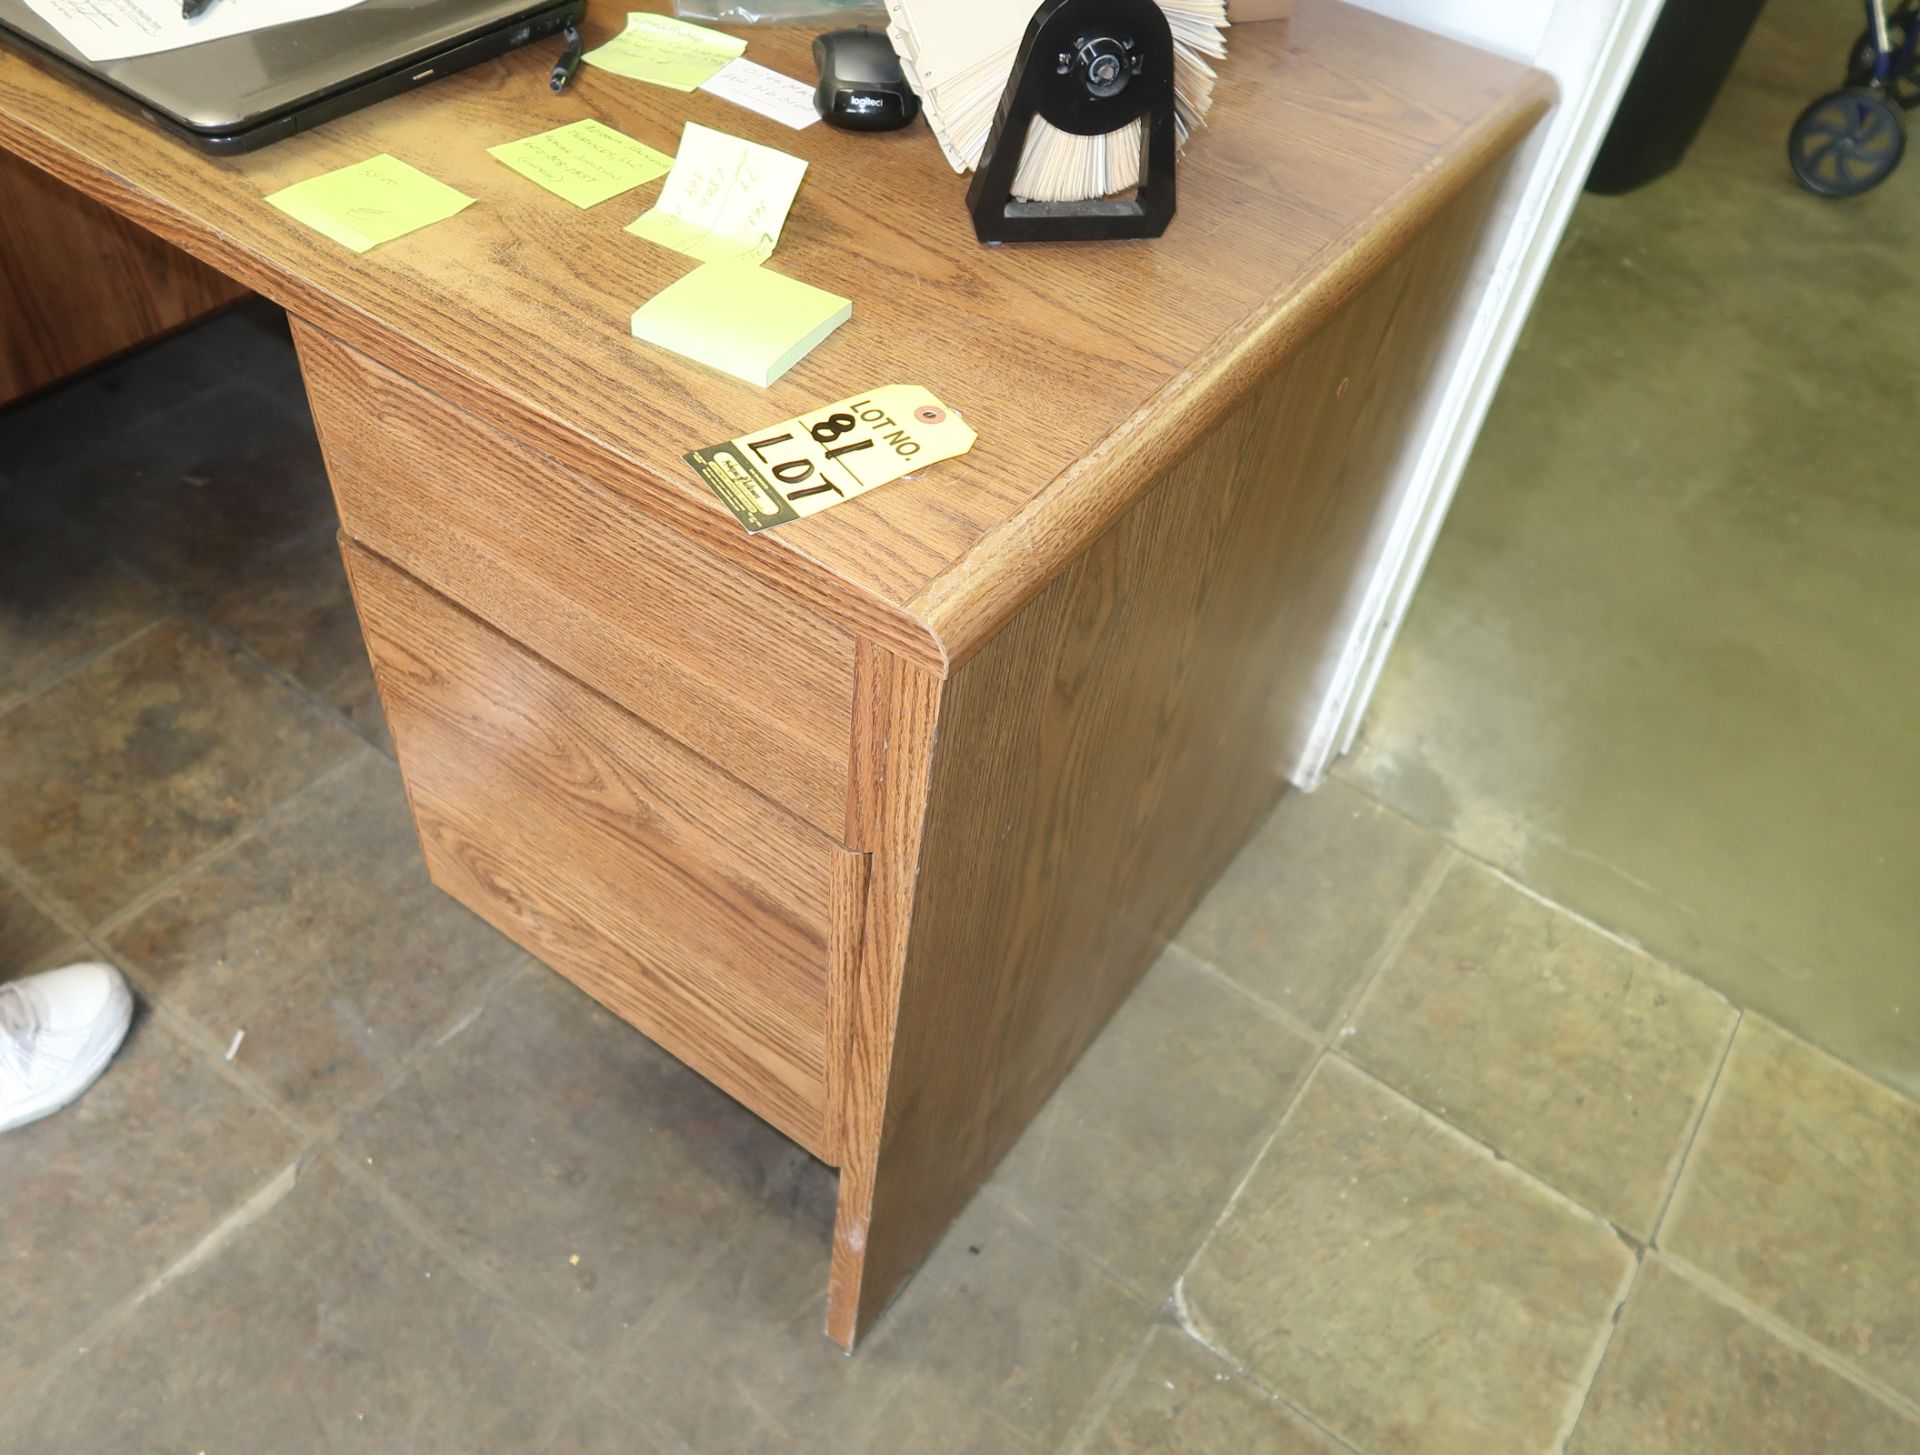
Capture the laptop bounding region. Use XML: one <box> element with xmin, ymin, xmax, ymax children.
<box><xmin>0</xmin><ymin>0</ymin><xmax>586</xmax><ymax>153</ymax></box>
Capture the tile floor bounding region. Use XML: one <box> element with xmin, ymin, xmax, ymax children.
<box><xmin>1342</xmin><ymin>0</ymin><xmax>1920</xmax><ymax>1095</ymax></box>
<box><xmin>3</xmin><ymin>302</ymin><xmax>1918</xmax><ymax>1453</ymax></box>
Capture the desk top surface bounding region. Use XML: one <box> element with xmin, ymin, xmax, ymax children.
<box><xmin>0</xmin><ymin>0</ymin><xmax>1549</xmax><ymax>668</ymax></box>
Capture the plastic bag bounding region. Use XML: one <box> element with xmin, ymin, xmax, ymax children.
<box><xmin>674</xmin><ymin>0</ymin><xmax>886</xmax><ymax>24</ymax></box>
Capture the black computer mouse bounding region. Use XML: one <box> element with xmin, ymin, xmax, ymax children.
<box><xmin>813</xmin><ymin>26</ymin><xmax>921</xmax><ymax>131</ymax></box>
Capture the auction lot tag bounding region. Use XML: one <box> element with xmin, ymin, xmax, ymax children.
<box><xmin>686</xmin><ymin>384</ymin><xmax>975</xmax><ymax>532</ymax></box>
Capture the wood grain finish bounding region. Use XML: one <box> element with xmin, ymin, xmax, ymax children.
<box><xmin>826</xmin><ymin>649</ymin><xmax>943</xmax><ymax>1344</ymax></box>
<box><xmin>0</xmin><ymin>148</ymin><xmax>244</xmax><ymax>405</ymax></box>
<box><xmin>0</xmin><ymin>2</ymin><xmax>1549</xmax><ymax>669</ymax></box>
<box><xmin>344</xmin><ymin>542</ymin><xmax>851</xmax><ymax>1155</ymax></box>
<box><xmin>824</xmin><ymin>167</ymin><xmax>1510</xmax><ymax>1345</ymax></box>
<box><xmin>298</xmin><ymin>322</ymin><xmax>857</xmax><ymax>839</ymax></box>
<box><xmin>914</xmin><ymin>97</ymin><xmax>1541</xmax><ymax>664</ymax></box>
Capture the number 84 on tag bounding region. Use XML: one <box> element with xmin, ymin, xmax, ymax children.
<box><xmin>685</xmin><ymin>384</ymin><xmax>977</xmax><ymax>533</ymax></box>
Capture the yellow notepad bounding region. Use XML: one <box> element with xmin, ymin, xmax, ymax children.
<box><xmin>625</xmin><ymin>121</ymin><xmax>807</xmax><ymax>266</ymax></box>
<box><xmin>264</xmin><ymin>154</ymin><xmax>474</xmax><ymax>253</ymax></box>
<box><xmin>631</xmin><ymin>261</ymin><xmax>850</xmax><ymax>387</ymax></box>
<box><xmin>583</xmin><ymin>11</ymin><xmax>745</xmax><ymax>91</ymax></box>
<box><xmin>487</xmin><ymin>119</ymin><xmax>673</xmax><ymax>209</ymax></box>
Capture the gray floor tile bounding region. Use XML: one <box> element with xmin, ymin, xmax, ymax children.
<box><xmin>0</xmin><ymin>869</ymin><xmax>76</xmax><ymax>973</ymax></box>
<box><xmin>0</xmin><ymin>301</ymin><xmax>296</xmax><ymax>479</ymax></box>
<box><xmin>0</xmin><ymin>1014</ymin><xmax>300</xmax><ymax>1404</ymax></box>
<box><xmin>616</xmin><ymin>1187</ymin><xmax>1142</xmax><ymax>1455</ymax></box>
<box><xmin>40</xmin><ymin>380</ymin><xmax>334</xmax><ymax>604</ymax></box>
<box><xmin>536</xmin><ymin>1393</ymin><xmax>673</xmax><ymax>1455</ymax></box>
<box><xmin>1341</xmin><ymin>861</ymin><xmax>1735</xmax><ymax>1236</ymax></box>
<box><xmin>1660</xmin><ymin>1019</ymin><xmax>1920</xmax><ymax>1402</ymax></box>
<box><xmin>605</xmin><ymin>1154</ymin><xmax>885</xmax><ymax>1453</ymax></box>
<box><xmin>1182</xmin><ymin>1057</ymin><xmax>1633</xmax><ymax>1455</ymax></box>
<box><xmin>0</xmin><ymin>495</ymin><xmax>167</xmax><ymax>707</ymax></box>
<box><xmin>856</xmin><ymin>1409</ymin><xmax>1040</xmax><ymax>1454</ymax></box>
<box><xmin>871</xmin><ymin>1198</ymin><xmax>1145</xmax><ymax>1450</ymax></box>
<box><xmin>1175</xmin><ymin>781</ymin><xmax>1443</xmax><ymax>1032</ymax></box>
<box><xmin>1077</xmin><ymin>1325</ymin><xmax>1348</xmax><ymax>1454</ymax></box>
<box><xmin>0</xmin><ymin>617</ymin><xmax>359</xmax><ymax>923</ymax></box>
<box><xmin>0</xmin><ymin>1156</ymin><xmax>581</xmax><ymax>1455</ymax></box>
<box><xmin>108</xmin><ymin>751</ymin><xmax>524</xmax><ymax>1123</ymax></box>
<box><xmin>339</xmin><ymin>969</ymin><xmax>802</xmax><ymax>1360</ymax></box>
<box><xmin>993</xmin><ymin>946</ymin><xmax>1316</xmax><ymax>1296</ymax></box>
<box><xmin>1571</xmin><ymin>1258</ymin><xmax>1920</xmax><ymax>1455</ymax></box>
<box><xmin>201</xmin><ymin>525</ymin><xmax>390</xmax><ymax>750</ymax></box>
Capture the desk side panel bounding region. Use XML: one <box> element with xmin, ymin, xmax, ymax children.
<box><xmin>0</xmin><ymin>148</ymin><xmax>245</xmax><ymax>406</ymax></box>
<box><xmin>826</xmin><ymin>167</ymin><xmax>1505</xmax><ymax>1346</ymax></box>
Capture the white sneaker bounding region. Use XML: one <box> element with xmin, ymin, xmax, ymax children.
<box><xmin>0</xmin><ymin>962</ymin><xmax>134</xmax><ymax>1134</ymax></box>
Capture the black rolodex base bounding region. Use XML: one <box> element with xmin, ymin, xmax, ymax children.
<box><xmin>966</xmin><ymin>0</ymin><xmax>1177</xmax><ymax>243</ymax></box>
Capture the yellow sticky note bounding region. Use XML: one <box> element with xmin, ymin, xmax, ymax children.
<box><xmin>487</xmin><ymin>119</ymin><xmax>673</xmax><ymax>209</ymax></box>
<box><xmin>687</xmin><ymin>385</ymin><xmax>976</xmax><ymax>531</ymax></box>
<box><xmin>265</xmin><ymin>154</ymin><xmax>474</xmax><ymax>254</ymax></box>
<box><xmin>631</xmin><ymin>260</ymin><xmax>849</xmax><ymax>387</ymax></box>
<box><xmin>583</xmin><ymin>11</ymin><xmax>745</xmax><ymax>91</ymax></box>
<box><xmin>625</xmin><ymin>121</ymin><xmax>806</xmax><ymax>266</ymax></box>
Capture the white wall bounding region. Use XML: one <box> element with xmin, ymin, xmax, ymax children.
<box><xmin>1347</xmin><ymin>0</ymin><xmax>1554</xmax><ymax>55</ymax></box>
<box><xmin>1285</xmin><ymin>0</ymin><xmax>1668</xmax><ymax>784</ymax></box>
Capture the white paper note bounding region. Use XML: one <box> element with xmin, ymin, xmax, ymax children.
<box><xmin>25</xmin><ymin>0</ymin><xmax>366</xmax><ymax>63</ymax></box>
<box><xmin>625</xmin><ymin>121</ymin><xmax>807</xmax><ymax>266</ymax></box>
<box><xmin>698</xmin><ymin>58</ymin><xmax>820</xmax><ymax>131</ymax></box>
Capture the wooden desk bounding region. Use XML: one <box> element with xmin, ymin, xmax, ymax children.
<box><xmin>0</xmin><ymin>1</ymin><xmax>1550</xmax><ymax>1348</ymax></box>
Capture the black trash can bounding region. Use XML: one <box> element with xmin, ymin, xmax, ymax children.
<box><xmin>1587</xmin><ymin>0</ymin><xmax>1771</xmax><ymax>194</ymax></box>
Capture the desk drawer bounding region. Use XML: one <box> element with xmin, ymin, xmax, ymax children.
<box><xmin>345</xmin><ymin>544</ymin><xmax>858</xmax><ymax>1157</ymax></box>
<box><xmin>295</xmin><ymin>323</ymin><xmax>856</xmax><ymax>841</ymax></box>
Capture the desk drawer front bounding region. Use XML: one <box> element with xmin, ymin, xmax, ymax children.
<box><xmin>345</xmin><ymin>544</ymin><xmax>847</xmax><ymax>1156</ymax></box>
<box><xmin>295</xmin><ymin>323</ymin><xmax>856</xmax><ymax>841</ymax></box>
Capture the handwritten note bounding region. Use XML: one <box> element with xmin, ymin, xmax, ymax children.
<box><xmin>24</xmin><ymin>0</ymin><xmax>364</xmax><ymax>62</ymax></box>
<box><xmin>631</xmin><ymin>260</ymin><xmax>850</xmax><ymax>387</ymax></box>
<box><xmin>699</xmin><ymin>58</ymin><xmax>820</xmax><ymax>131</ymax></box>
<box><xmin>582</xmin><ymin>11</ymin><xmax>745</xmax><ymax>91</ymax></box>
<box><xmin>625</xmin><ymin>122</ymin><xmax>806</xmax><ymax>266</ymax></box>
<box><xmin>265</xmin><ymin>155</ymin><xmax>474</xmax><ymax>254</ymax></box>
<box><xmin>488</xmin><ymin>119</ymin><xmax>672</xmax><ymax>209</ymax></box>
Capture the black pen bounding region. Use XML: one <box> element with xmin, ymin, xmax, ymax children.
<box><xmin>549</xmin><ymin>23</ymin><xmax>583</xmax><ymax>93</ymax></box>
<box><xmin>181</xmin><ymin>0</ymin><xmax>216</xmax><ymax>18</ymax></box>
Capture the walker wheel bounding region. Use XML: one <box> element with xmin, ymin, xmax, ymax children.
<box><xmin>1847</xmin><ymin>8</ymin><xmax>1920</xmax><ymax>109</ymax></box>
<box><xmin>1789</xmin><ymin>88</ymin><xmax>1905</xmax><ymax>196</ymax></box>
